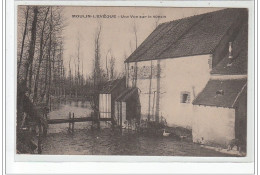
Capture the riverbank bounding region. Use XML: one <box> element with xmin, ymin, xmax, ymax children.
<box><xmin>41</xmin><ymin>127</ymin><xmax>237</xmax><ymax>156</ymax></box>
<box><xmin>39</xmin><ymin>101</ymin><xmax>240</xmax><ymax>156</ymax></box>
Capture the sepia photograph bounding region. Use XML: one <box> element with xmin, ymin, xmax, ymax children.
<box><xmin>16</xmin><ymin>6</ymin><xmax>248</xmax><ymax>157</ymax></box>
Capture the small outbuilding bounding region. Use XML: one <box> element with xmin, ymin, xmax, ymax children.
<box><xmin>192</xmin><ymin>78</ymin><xmax>247</xmax><ymax>148</ymax></box>
<box><xmin>99</xmin><ymin>77</ymin><xmax>126</xmax><ymax>120</ymax></box>
<box><xmin>114</xmin><ymin>88</ymin><xmax>141</xmax><ymax>130</ymax></box>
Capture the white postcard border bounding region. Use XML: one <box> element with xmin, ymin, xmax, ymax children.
<box><xmin>5</xmin><ymin>0</ymin><xmax>256</xmax><ymax>174</ymax></box>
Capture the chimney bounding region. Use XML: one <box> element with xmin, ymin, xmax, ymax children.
<box><xmin>227</xmin><ymin>42</ymin><xmax>233</xmax><ymax>66</ymax></box>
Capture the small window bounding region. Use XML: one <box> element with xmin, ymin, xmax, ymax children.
<box><xmin>180</xmin><ymin>92</ymin><xmax>190</xmax><ymax>103</ymax></box>
<box><xmin>216</xmin><ymin>90</ymin><xmax>224</xmax><ymax>96</ymax></box>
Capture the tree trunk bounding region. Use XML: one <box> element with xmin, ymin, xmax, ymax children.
<box><xmin>46</xmin><ymin>7</ymin><xmax>52</xmax><ymax>106</ymax></box>
<box><xmin>28</xmin><ymin>63</ymin><xmax>33</xmax><ymax>94</ymax></box>
<box><xmin>18</xmin><ymin>6</ymin><xmax>29</xmax><ymax>77</ymax></box>
<box><xmin>41</xmin><ymin>54</ymin><xmax>48</xmax><ymax>102</ymax></box>
<box><xmin>77</xmin><ymin>39</ymin><xmax>80</xmax><ymax>97</ymax></box>
<box><xmin>24</xmin><ymin>6</ymin><xmax>38</xmax><ymax>86</ymax></box>
<box><xmin>33</xmin><ymin>7</ymin><xmax>49</xmax><ymax>103</ymax></box>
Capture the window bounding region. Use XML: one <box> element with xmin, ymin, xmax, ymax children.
<box><xmin>180</xmin><ymin>92</ymin><xmax>190</xmax><ymax>103</ymax></box>
<box><xmin>216</xmin><ymin>90</ymin><xmax>224</xmax><ymax>96</ymax></box>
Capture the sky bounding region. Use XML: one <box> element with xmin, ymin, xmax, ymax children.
<box><xmin>59</xmin><ymin>7</ymin><xmax>224</xmax><ymax>77</ymax></box>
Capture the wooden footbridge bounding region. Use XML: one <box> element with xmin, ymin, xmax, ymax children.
<box><xmin>47</xmin><ymin>117</ymin><xmax>113</xmax><ymax>124</ymax></box>
<box><xmin>46</xmin><ymin>112</ymin><xmax>116</xmax><ymax>132</ymax></box>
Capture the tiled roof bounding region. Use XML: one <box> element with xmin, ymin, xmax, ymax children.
<box><xmin>115</xmin><ymin>88</ymin><xmax>138</xmax><ymax>102</ymax></box>
<box><xmin>211</xmin><ymin>21</ymin><xmax>248</xmax><ymax>75</ymax></box>
<box><xmin>100</xmin><ymin>77</ymin><xmax>126</xmax><ymax>94</ymax></box>
<box><xmin>125</xmin><ymin>8</ymin><xmax>247</xmax><ymax>63</ymax></box>
<box><xmin>192</xmin><ymin>79</ymin><xmax>247</xmax><ymax>108</ymax></box>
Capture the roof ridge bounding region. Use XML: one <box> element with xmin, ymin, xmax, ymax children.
<box><xmin>125</xmin><ymin>9</ymin><xmax>228</xmax><ymax>63</ymax></box>
<box><xmin>125</xmin><ymin>8</ymin><xmax>247</xmax><ymax>63</ymax></box>
<box><xmin>126</xmin><ymin>10</ymin><xmax>213</xmax><ymax>62</ymax></box>
<box><xmin>159</xmin><ymin>8</ymin><xmax>229</xmax><ymax>27</ymax></box>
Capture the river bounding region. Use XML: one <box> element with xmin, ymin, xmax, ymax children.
<box><xmin>41</xmin><ymin>101</ymin><xmax>232</xmax><ymax>156</ymax></box>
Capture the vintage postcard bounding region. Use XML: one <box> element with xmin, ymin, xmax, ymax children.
<box><xmin>16</xmin><ymin>5</ymin><xmax>250</xmax><ymax>158</ymax></box>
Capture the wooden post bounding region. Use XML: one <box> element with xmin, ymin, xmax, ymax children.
<box><xmin>147</xmin><ymin>60</ymin><xmax>153</xmax><ymax>121</ymax></box>
<box><xmin>91</xmin><ymin>112</ymin><xmax>94</xmax><ymax>130</ymax></box>
<box><xmin>152</xmin><ymin>91</ymin><xmax>156</xmax><ymax>121</ymax></box>
<box><xmin>72</xmin><ymin>113</ymin><xmax>75</xmax><ymax>132</ymax></box>
<box><xmin>68</xmin><ymin>112</ymin><xmax>71</xmax><ymax>132</ymax></box>
<box><xmin>155</xmin><ymin>59</ymin><xmax>161</xmax><ymax>123</ymax></box>
<box><xmin>97</xmin><ymin>112</ymin><xmax>100</xmax><ymax>130</ymax></box>
<box><xmin>49</xmin><ymin>96</ymin><xmax>52</xmax><ymax>111</ymax></box>
<box><xmin>38</xmin><ymin>123</ymin><xmax>42</xmax><ymax>154</ymax></box>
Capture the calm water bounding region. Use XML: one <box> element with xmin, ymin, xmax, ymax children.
<box><xmin>42</xmin><ymin>101</ymin><xmax>230</xmax><ymax>156</ymax></box>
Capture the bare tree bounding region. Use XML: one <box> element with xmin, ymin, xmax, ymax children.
<box><xmin>17</xmin><ymin>5</ymin><xmax>65</xmax><ymax>109</ymax></box>
<box><xmin>133</xmin><ymin>22</ymin><xmax>138</xmax><ymax>49</ymax></box>
<box><xmin>109</xmin><ymin>54</ymin><xmax>115</xmax><ymax>80</ymax></box>
<box><xmin>90</xmin><ymin>24</ymin><xmax>103</xmax><ymax>125</ymax></box>
<box><xmin>77</xmin><ymin>36</ymin><xmax>81</xmax><ymax>94</ymax></box>
<box><xmin>81</xmin><ymin>59</ymin><xmax>84</xmax><ymax>86</ymax></box>
<box><xmin>23</xmin><ymin>6</ymin><xmax>38</xmax><ymax>87</ymax></box>
<box><xmin>69</xmin><ymin>56</ymin><xmax>72</xmax><ymax>97</ymax></box>
<box><xmin>58</xmin><ymin>41</ymin><xmax>63</xmax><ymax>96</ymax></box>
<box><xmin>38</xmin><ymin>7</ymin><xmax>65</xmax><ymax>103</ymax></box>
<box><xmin>129</xmin><ymin>41</ymin><xmax>133</xmax><ymax>53</ymax></box>
<box><xmin>154</xmin><ymin>13</ymin><xmax>162</xmax><ymax>29</ymax></box>
<box><xmin>46</xmin><ymin>7</ymin><xmax>53</xmax><ymax>107</ymax></box>
<box><xmin>33</xmin><ymin>7</ymin><xmax>50</xmax><ymax>103</ymax></box>
<box><xmin>105</xmin><ymin>49</ymin><xmax>111</xmax><ymax>79</ymax></box>
<box><xmin>74</xmin><ymin>57</ymin><xmax>77</xmax><ymax>97</ymax></box>
<box><xmin>93</xmin><ymin>24</ymin><xmax>102</xmax><ymax>88</ymax></box>
<box><xmin>154</xmin><ymin>17</ymin><xmax>160</xmax><ymax>29</ymax></box>
<box><xmin>18</xmin><ymin>6</ymin><xmax>30</xmax><ymax>76</ymax></box>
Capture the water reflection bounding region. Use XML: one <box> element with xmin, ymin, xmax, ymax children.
<box><xmin>46</xmin><ymin>100</ymin><xmax>93</xmax><ymax>134</ymax></box>
<box><xmin>42</xmin><ymin>100</ymin><xmax>231</xmax><ymax>156</ymax></box>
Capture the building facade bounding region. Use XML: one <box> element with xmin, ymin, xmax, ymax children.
<box><xmin>124</xmin><ymin>8</ymin><xmax>248</xmax><ymax>147</ymax></box>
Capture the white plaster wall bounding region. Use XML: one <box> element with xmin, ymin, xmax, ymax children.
<box><xmin>136</xmin><ymin>60</ymin><xmax>158</xmax><ymax>120</ymax></box>
<box><xmin>126</xmin><ymin>55</ymin><xmax>211</xmax><ymax>128</ymax></box>
<box><xmin>192</xmin><ymin>105</ymin><xmax>235</xmax><ymax>146</ymax></box>
<box><xmin>127</xmin><ymin>62</ymin><xmax>137</xmax><ymax>88</ymax></box>
<box><xmin>160</xmin><ymin>55</ymin><xmax>211</xmax><ymax>128</ymax></box>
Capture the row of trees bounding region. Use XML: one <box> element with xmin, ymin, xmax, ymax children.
<box><xmin>17</xmin><ymin>6</ymin><xmax>121</xmax><ymax>109</ymax></box>
<box><xmin>17</xmin><ymin>5</ymin><xmax>161</xmax><ymax>110</ymax></box>
<box><xmin>17</xmin><ymin>6</ymin><xmax>65</xmax><ymax>107</ymax></box>
<box><xmin>66</xmin><ymin>25</ymin><xmax>120</xmax><ymax>99</ymax></box>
